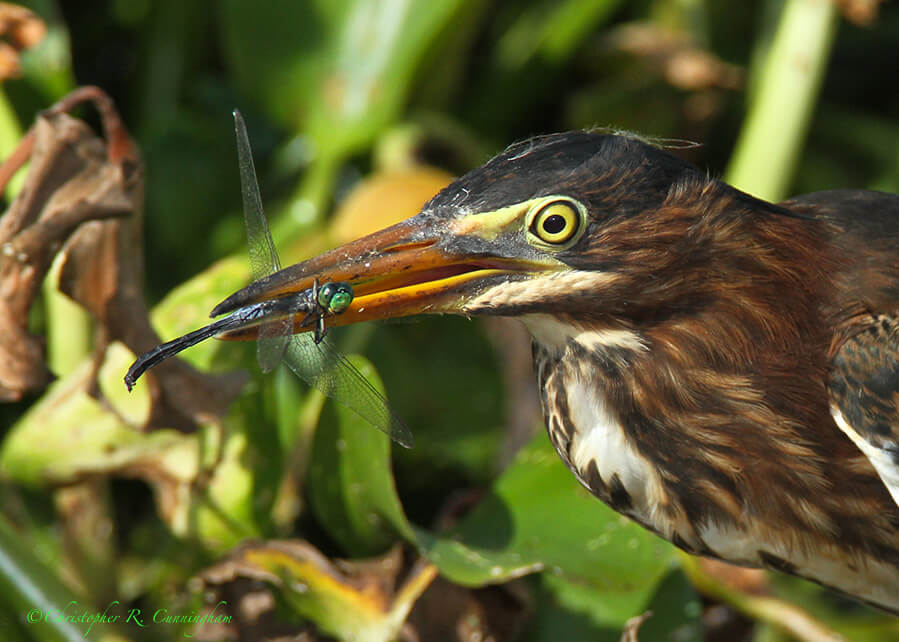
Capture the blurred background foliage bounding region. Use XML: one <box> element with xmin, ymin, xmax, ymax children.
<box><xmin>0</xmin><ymin>0</ymin><xmax>897</xmax><ymax>640</ymax></box>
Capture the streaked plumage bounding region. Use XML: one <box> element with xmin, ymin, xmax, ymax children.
<box><xmin>830</xmin><ymin>314</ymin><xmax>899</xmax><ymax>505</ymax></box>
<box><xmin>204</xmin><ymin>132</ymin><xmax>899</xmax><ymax>612</ymax></box>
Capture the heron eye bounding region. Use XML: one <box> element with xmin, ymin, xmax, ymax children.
<box><xmin>530</xmin><ymin>200</ymin><xmax>581</xmax><ymax>245</ymax></box>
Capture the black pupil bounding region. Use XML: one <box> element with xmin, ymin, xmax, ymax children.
<box><xmin>542</xmin><ymin>213</ymin><xmax>567</xmax><ymax>235</ymax></box>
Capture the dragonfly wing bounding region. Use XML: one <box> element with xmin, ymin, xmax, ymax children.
<box><xmin>256</xmin><ymin>335</ymin><xmax>288</xmax><ymax>374</ymax></box>
<box><xmin>233</xmin><ymin>110</ymin><xmax>289</xmax><ymax>372</ymax></box>
<box><xmin>232</xmin><ymin>111</ymin><xmax>409</xmax><ymax>445</ymax></box>
<box><xmin>234</xmin><ymin>110</ymin><xmax>280</xmax><ymax>279</ymax></box>
<box><xmin>283</xmin><ymin>334</ymin><xmax>414</xmax><ymax>448</ymax></box>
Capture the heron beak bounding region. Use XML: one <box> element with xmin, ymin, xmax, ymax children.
<box><xmin>211</xmin><ymin>213</ymin><xmax>545</xmax><ymax>340</ymax></box>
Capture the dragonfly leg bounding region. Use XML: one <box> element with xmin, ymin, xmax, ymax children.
<box><xmin>298</xmin><ymin>310</ymin><xmax>316</xmax><ymax>328</ymax></box>
<box><xmin>313</xmin><ymin>315</ymin><xmax>328</xmax><ymax>345</ymax></box>
<box><xmin>297</xmin><ymin>289</ymin><xmax>323</xmax><ymax>341</ymax></box>
<box><xmin>308</xmin><ymin>278</ymin><xmax>328</xmax><ymax>344</ymax></box>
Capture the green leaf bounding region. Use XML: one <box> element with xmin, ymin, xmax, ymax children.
<box><xmin>222</xmin><ymin>0</ymin><xmax>474</xmax><ymax>152</ymax></box>
<box><xmin>523</xmin><ymin>569</ymin><xmax>702</xmax><ymax>642</ymax></box>
<box><xmin>202</xmin><ymin>540</ymin><xmax>424</xmax><ymax>642</ymax></box>
<box><xmin>304</xmin><ymin>0</ymin><xmax>474</xmax><ymax>157</ymax></box>
<box><xmin>495</xmin><ymin>0</ymin><xmax>624</xmax><ymax>68</ymax></box>
<box><xmin>0</xmin><ymin>342</ymin><xmax>260</xmax><ymax>553</ymax></box>
<box><xmin>306</xmin><ymin>355</ymin><xmax>413</xmax><ymax>555</ymax></box>
<box><xmin>416</xmin><ymin>433</ymin><xmax>678</xmax><ymax>589</ymax></box>
<box><xmin>368</xmin><ymin>318</ymin><xmax>504</xmax><ymax>486</ymax></box>
<box><xmin>639</xmin><ymin>569</ymin><xmax>703</xmax><ymax>642</ymax></box>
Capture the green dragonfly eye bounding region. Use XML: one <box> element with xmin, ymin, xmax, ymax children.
<box><xmin>318</xmin><ymin>282</ymin><xmax>354</xmax><ymax>314</ymax></box>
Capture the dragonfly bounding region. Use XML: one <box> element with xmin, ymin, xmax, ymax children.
<box><xmin>125</xmin><ymin>110</ymin><xmax>413</xmax><ymax>449</ymax></box>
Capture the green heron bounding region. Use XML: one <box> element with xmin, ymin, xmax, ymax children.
<box><xmin>163</xmin><ymin>132</ymin><xmax>899</xmax><ymax>612</ymax></box>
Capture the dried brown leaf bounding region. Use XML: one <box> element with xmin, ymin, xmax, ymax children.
<box><xmin>0</xmin><ymin>86</ymin><xmax>245</xmax><ymax>426</ymax></box>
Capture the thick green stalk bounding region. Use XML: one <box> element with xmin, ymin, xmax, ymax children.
<box><xmin>679</xmin><ymin>555</ymin><xmax>838</xmax><ymax>642</ymax></box>
<box><xmin>726</xmin><ymin>0</ymin><xmax>838</xmax><ymax>202</ymax></box>
<box><xmin>0</xmin><ymin>90</ymin><xmax>27</xmax><ymax>196</ymax></box>
<box><xmin>43</xmin><ymin>255</ymin><xmax>92</xmax><ymax>378</ymax></box>
<box><xmin>278</xmin><ymin>150</ymin><xmax>343</xmax><ymax>243</ymax></box>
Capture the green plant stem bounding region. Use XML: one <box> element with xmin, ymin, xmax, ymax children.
<box><xmin>725</xmin><ymin>0</ymin><xmax>838</xmax><ymax>202</ymax></box>
<box><xmin>679</xmin><ymin>555</ymin><xmax>840</xmax><ymax>642</ymax></box>
<box><xmin>0</xmin><ymin>90</ymin><xmax>27</xmax><ymax>197</ymax></box>
<box><xmin>277</xmin><ymin>150</ymin><xmax>343</xmax><ymax>244</ymax></box>
<box><xmin>43</xmin><ymin>254</ymin><xmax>92</xmax><ymax>377</ymax></box>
